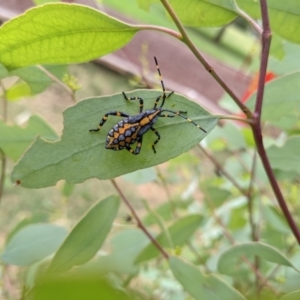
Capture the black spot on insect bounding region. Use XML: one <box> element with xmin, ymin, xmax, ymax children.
<box><xmin>89</xmin><ymin>57</ymin><xmax>207</xmax><ymax>155</ymax></box>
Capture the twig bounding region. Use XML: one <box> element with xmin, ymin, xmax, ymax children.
<box><xmin>159</xmin><ymin>0</ymin><xmax>253</xmax><ymax>119</ymax></box>
<box><xmin>111</xmin><ymin>178</ymin><xmax>169</xmax><ymax>259</ymax></box>
<box><xmin>37</xmin><ymin>65</ymin><xmax>77</xmax><ymax>103</ymax></box>
<box><xmin>198</xmin><ymin>145</ymin><xmax>248</xmax><ymax>197</ymax></box>
<box><xmin>234</xmin><ymin>2</ymin><xmax>262</xmax><ymax>35</ymax></box>
<box><xmin>247</xmin><ymin>152</ymin><xmax>258</xmax><ymax>242</ymax></box>
<box><xmin>0</xmin><ymin>81</ymin><xmax>7</xmax><ymax>206</ymax></box>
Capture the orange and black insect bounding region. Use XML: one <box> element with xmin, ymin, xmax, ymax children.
<box><xmin>89</xmin><ymin>57</ymin><xmax>206</xmax><ymax>155</ymax></box>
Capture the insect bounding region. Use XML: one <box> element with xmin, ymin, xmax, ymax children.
<box><xmin>89</xmin><ymin>57</ymin><xmax>206</xmax><ymax>155</ymax></box>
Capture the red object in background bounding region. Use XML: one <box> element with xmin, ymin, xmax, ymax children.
<box><xmin>241</xmin><ymin>71</ymin><xmax>276</xmax><ymax>103</ymax></box>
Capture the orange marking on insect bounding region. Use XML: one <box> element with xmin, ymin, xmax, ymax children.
<box><xmin>113</xmin><ymin>132</ymin><xmax>119</xmax><ymax>138</ymax></box>
<box><xmin>123</xmin><ymin>123</ymin><xmax>132</xmax><ymax>130</ymax></box>
<box><xmin>125</xmin><ymin>137</ymin><xmax>131</xmax><ymax>143</ymax></box>
<box><xmin>119</xmin><ymin>127</ymin><xmax>126</xmax><ymax>134</ymax></box>
<box><xmin>140</xmin><ymin>117</ymin><xmax>151</xmax><ymax>126</ymax></box>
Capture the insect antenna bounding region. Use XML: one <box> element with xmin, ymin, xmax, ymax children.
<box><xmin>154</xmin><ymin>56</ymin><xmax>173</xmax><ymax>108</ymax></box>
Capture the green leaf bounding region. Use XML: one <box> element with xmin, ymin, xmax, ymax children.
<box><xmin>169</xmin><ymin>0</ymin><xmax>238</xmax><ymax>27</ymax></box>
<box><xmin>262</xmin><ymin>205</ymin><xmax>290</xmax><ymax>234</ymax></box>
<box><xmin>82</xmin><ymin>229</ymin><xmax>149</xmax><ymax>275</ymax></box>
<box><xmin>9</xmin><ymin>65</ymin><xmax>68</xmax><ymax>94</ymax></box>
<box><xmin>0</xmin><ymin>3</ymin><xmax>138</xmax><ymax>69</ymax></box>
<box><xmin>247</xmin><ymin>72</ymin><xmax>300</xmax><ymax>130</ymax></box>
<box><xmin>12</xmin><ymin>90</ymin><xmax>217</xmax><ymax>188</ymax></box>
<box><xmin>217</xmin><ymin>242</ymin><xmax>298</xmax><ymax>276</ymax></box>
<box><xmin>6</xmin><ymin>81</ymin><xmax>32</xmax><ymax>101</ymax></box>
<box><xmin>1</xmin><ymin>224</ymin><xmax>68</xmax><ymax>266</ymax></box>
<box><xmin>237</xmin><ymin>0</ymin><xmax>300</xmax><ymax>44</ymax></box>
<box><xmin>135</xmin><ymin>214</ymin><xmax>203</xmax><ymax>263</ymax></box>
<box><xmin>269</xmin><ymin>42</ymin><xmax>300</xmax><ymax>75</ymax></box>
<box><xmin>202</xmin><ymin>186</ymin><xmax>231</xmax><ymax>208</ymax></box>
<box><xmin>205</xmin><ymin>122</ymin><xmax>247</xmax><ymax>151</ymax></box>
<box><xmin>0</xmin><ymin>115</ymin><xmax>58</xmax><ymax>162</ymax></box>
<box><xmin>0</xmin><ymin>64</ymin><xmax>8</xmax><ymax>79</ymax></box>
<box><xmin>47</xmin><ymin>195</ymin><xmax>120</xmax><ymax>274</ymax></box>
<box><xmin>122</xmin><ymin>167</ymin><xmax>157</xmax><ymax>184</ymax></box>
<box><xmin>33</xmin><ymin>275</ymin><xmax>130</xmax><ymax>300</ymax></box>
<box><xmin>267</xmin><ymin>136</ymin><xmax>300</xmax><ymax>175</ymax></box>
<box><xmin>280</xmin><ymin>290</ymin><xmax>300</xmax><ymax>300</ymax></box>
<box><xmin>170</xmin><ymin>256</ymin><xmax>246</xmax><ymax>300</ymax></box>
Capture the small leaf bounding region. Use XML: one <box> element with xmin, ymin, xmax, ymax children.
<box><xmin>0</xmin><ymin>3</ymin><xmax>138</xmax><ymax>69</ymax></box>
<box><xmin>280</xmin><ymin>290</ymin><xmax>300</xmax><ymax>300</ymax></box>
<box><xmin>247</xmin><ymin>72</ymin><xmax>300</xmax><ymax>130</ymax></box>
<box><xmin>83</xmin><ymin>229</ymin><xmax>149</xmax><ymax>275</ymax></box>
<box><xmin>6</xmin><ymin>81</ymin><xmax>32</xmax><ymax>101</ymax></box>
<box><xmin>2</xmin><ymin>224</ymin><xmax>68</xmax><ymax>266</ymax></box>
<box><xmin>9</xmin><ymin>65</ymin><xmax>68</xmax><ymax>94</ymax></box>
<box><xmin>217</xmin><ymin>242</ymin><xmax>298</xmax><ymax>276</ymax></box>
<box><xmin>267</xmin><ymin>136</ymin><xmax>300</xmax><ymax>175</ymax></box>
<box><xmin>170</xmin><ymin>256</ymin><xmax>246</xmax><ymax>300</ymax></box>
<box><xmin>169</xmin><ymin>0</ymin><xmax>238</xmax><ymax>27</ymax></box>
<box><xmin>0</xmin><ymin>115</ymin><xmax>58</xmax><ymax>162</ymax></box>
<box><xmin>135</xmin><ymin>214</ymin><xmax>203</xmax><ymax>263</ymax></box>
<box><xmin>12</xmin><ymin>90</ymin><xmax>217</xmax><ymax>188</ymax></box>
<box><xmin>237</xmin><ymin>0</ymin><xmax>300</xmax><ymax>44</ymax></box>
<box><xmin>33</xmin><ymin>275</ymin><xmax>130</xmax><ymax>300</ymax></box>
<box><xmin>0</xmin><ymin>64</ymin><xmax>8</xmax><ymax>79</ymax></box>
<box><xmin>47</xmin><ymin>195</ymin><xmax>120</xmax><ymax>274</ymax></box>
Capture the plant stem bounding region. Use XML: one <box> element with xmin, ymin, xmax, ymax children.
<box><xmin>0</xmin><ymin>81</ymin><xmax>7</xmax><ymax>206</ymax></box>
<box><xmin>251</xmin><ymin>0</ymin><xmax>300</xmax><ymax>244</ymax></box>
<box><xmin>159</xmin><ymin>0</ymin><xmax>253</xmax><ymax>119</ymax></box>
<box><xmin>37</xmin><ymin>65</ymin><xmax>77</xmax><ymax>103</ymax></box>
<box><xmin>198</xmin><ymin>145</ymin><xmax>248</xmax><ymax>197</ymax></box>
<box><xmin>111</xmin><ymin>178</ymin><xmax>169</xmax><ymax>259</ymax></box>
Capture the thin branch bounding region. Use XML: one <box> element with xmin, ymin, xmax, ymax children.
<box><xmin>234</xmin><ymin>4</ymin><xmax>262</xmax><ymax>35</ymax></box>
<box><xmin>159</xmin><ymin>0</ymin><xmax>253</xmax><ymax>119</ymax></box>
<box><xmin>37</xmin><ymin>65</ymin><xmax>77</xmax><ymax>103</ymax></box>
<box><xmin>246</xmin><ymin>151</ymin><xmax>261</xmax><ymax>294</ymax></box>
<box><xmin>0</xmin><ymin>81</ymin><xmax>7</xmax><ymax>206</ymax></box>
<box><xmin>111</xmin><ymin>179</ymin><xmax>169</xmax><ymax>259</ymax></box>
<box><xmin>247</xmin><ymin>151</ymin><xmax>258</xmax><ymax>242</ymax></box>
<box><xmin>250</xmin><ymin>0</ymin><xmax>300</xmax><ymax>244</ymax></box>
<box><xmin>198</xmin><ymin>145</ymin><xmax>248</xmax><ymax>197</ymax></box>
<box><xmin>0</xmin><ymin>148</ymin><xmax>6</xmax><ymax>205</ymax></box>
<box><xmin>216</xmin><ymin>114</ymin><xmax>253</xmax><ymax>124</ymax></box>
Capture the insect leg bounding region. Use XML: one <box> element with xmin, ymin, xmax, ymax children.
<box><xmin>151</xmin><ymin>127</ymin><xmax>160</xmax><ymax>154</ymax></box>
<box><xmin>122</xmin><ymin>92</ymin><xmax>144</xmax><ymax>113</ymax></box>
<box><xmin>126</xmin><ymin>136</ymin><xmax>143</xmax><ymax>155</ymax></box>
<box><xmin>89</xmin><ymin>111</ymin><xmax>130</xmax><ymax>132</ymax></box>
<box><xmin>158</xmin><ymin>110</ymin><xmax>187</xmax><ymax>118</ymax></box>
<box><xmin>160</xmin><ymin>109</ymin><xmax>207</xmax><ymax>133</ymax></box>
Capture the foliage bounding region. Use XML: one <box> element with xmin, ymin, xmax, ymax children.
<box><xmin>1</xmin><ymin>1</ymin><xmax>300</xmax><ymax>300</ymax></box>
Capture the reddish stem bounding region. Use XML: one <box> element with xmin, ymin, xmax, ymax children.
<box><xmin>252</xmin><ymin>0</ymin><xmax>300</xmax><ymax>244</ymax></box>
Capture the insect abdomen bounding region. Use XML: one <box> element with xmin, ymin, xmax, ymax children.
<box><xmin>106</xmin><ymin>118</ymin><xmax>140</xmax><ymax>150</ymax></box>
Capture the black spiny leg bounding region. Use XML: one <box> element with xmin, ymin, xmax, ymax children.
<box><xmin>151</xmin><ymin>127</ymin><xmax>160</xmax><ymax>153</ymax></box>
<box><xmin>126</xmin><ymin>137</ymin><xmax>143</xmax><ymax>155</ymax></box>
<box><xmin>89</xmin><ymin>111</ymin><xmax>130</xmax><ymax>132</ymax></box>
<box><xmin>122</xmin><ymin>92</ymin><xmax>144</xmax><ymax>113</ymax></box>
